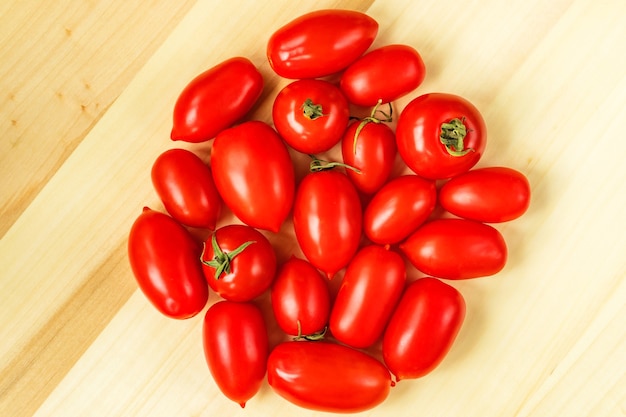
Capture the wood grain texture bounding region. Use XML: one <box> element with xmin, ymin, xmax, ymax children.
<box><xmin>1</xmin><ymin>0</ymin><xmax>625</xmax><ymax>416</ymax></box>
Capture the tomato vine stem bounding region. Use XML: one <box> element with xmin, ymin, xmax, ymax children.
<box><xmin>352</xmin><ymin>99</ymin><xmax>393</xmax><ymax>154</ymax></box>
<box><xmin>308</xmin><ymin>154</ymin><xmax>362</xmax><ymax>174</ymax></box>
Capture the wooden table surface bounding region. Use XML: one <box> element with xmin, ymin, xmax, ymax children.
<box><xmin>2</xmin><ymin>0</ymin><xmax>625</xmax><ymax>416</ymax></box>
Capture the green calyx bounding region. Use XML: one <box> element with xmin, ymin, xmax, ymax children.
<box><xmin>308</xmin><ymin>154</ymin><xmax>361</xmax><ymax>174</ymax></box>
<box><xmin>200</xmin><ymin>233</ymin><xmax>256</xmax><ymax>279</ymax></box>
<box><xmin>352</xmin><ymin>99</ymin><xmax>393</xmax><ymax>154</ymax></box>
<box><xmin>293</xmin><ymin>320</ymin><xmax>327</xmax><ymax>341</ymax></box>
<box><xmin>301</xmin><ymin>98</ymin><xmax>326</xmax><ymax>120</ymax></box>
<box><xmin>440</xmin><ymin>117</ymin><xmax>474</xmax><ymax>156</ymax></box>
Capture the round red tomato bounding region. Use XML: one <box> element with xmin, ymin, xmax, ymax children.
<box><xmin>400</xmin><ymin>218</ymin><xmax>507</xmax><ymax>279</ymax></box>
<box><xmin>363</xmin><ymin>175</ymin><xmax>437</xmax><ymax>246</ymax></box>
<box><xmin>127</xmin><ymin>207</ymin><xmax>207</xmax><ymax>319</ymax></box>
<box><xmin>340</xmin><ymin>44</ymin><xmax>426</xmax><ymax>106</ymax></box>
<box><xmin>271</xmin><ymin>256</ymin><xmax>331</xmax><ymax>338</ymax></box>
<box><xmin>171</xmin><ymin>57</ymin><xmax>263</xmax><ymax>143</ymax></box>
<box><xmin>203</xmin><ymin>300</ymin><xmax>268</xmax><ymax>408</ymax></box>
<box><xmin>382</xmin><ymin>277</ymin><xmax>466</xmax><ymax>380</ymax></box>
<box><xmin>329</xmin><ymin>245</ymin><xmax>406</xmax><ymax>349</ymax></box>
<box><xmin>293</xmin><ymin>169</ymin><xmax>362</xmax><ymax>279</ymax></box>
<box><xmin>200</xmin><ymin>224</ymin><xmax>276</xmax><ymax>302</ymax></box>
<box><xmin>151</xmin><ymin>148</ymin><xmax>221</xmax><ymax>230</ymax></box>
<box><xmin>396</xmin><ymin>93</ymin><xmax>487</xmax><ymax>179</ymax></box>
<box><xmin>267</xmin><ymin>341</ymin><xmax>392</xmax><ymax>413</ymax></box>
<box><xmin>267</xmin><ymin>9</ymin><xmax>378</xmax><ymax>79</ymax></box>
<box><xmin>341</xmin><ymin>117</ymin><xmax>397</xmax><ymax>194</ymax></box>
<box><xmin>273</xmin><ymin>79</ymin><xmax>350</xmax><ymax>154</ymax></box>
<box><xmin>211</xmin><ymin>121</ymin><xmax>295</xmax><ymax>233</ymax></box>
<box><xmin>439</xmin><ymin>166</ymin><xmax>531</xmax><ymax>222</ymax></box>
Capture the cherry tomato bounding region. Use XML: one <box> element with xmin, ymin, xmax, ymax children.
<box><xmin>267</xmin><ymin>9</ymin><xmax>378</xmax><ymax>79</ymax></box>
<box><xmin>211</xmin><ymin>121</ymin><xmax>295</xmax><ymax>233</ymax></box>
<box><xmin>439</xmin><ymin>166</ymin><xmax>531</xmax><ymax>222</ymax></box>
<box><xmin>150</xmin><ymin>148</ymin><xmax>221</xmax><ymax>230</ymax></box>
<box><xmin>203</xmin><ymin>300</ymin><xmax>268</xmax><ymax>408</ymax></box>
<box><xmin>293</xmin><ymin>169</ymin><xmax>362</xmax><ymax>279</ymax></box>
<box><xmin>363</xmin><ymin>175</ymin><xmax>437</xmax><ymax>246</ymax></box>
<box><xmin>200</xmin><ymin>224</ymin><xmax>276</xmax><ymax>302</ymax></box>
<box><xmin>127</xmin><ymin>207</ymin><xmax>207</xmax><ymax>319</ymax></box>
<box><xmin>400</xmin><ymin>218</ymin><xmax>507</xmax><ymax>279</ymax></box>
<box><xmin>341</xmin><ymin>114</ymin><xmax>397</xmax><ymax>194</ymax></box>
<box><xmin>272</xmin><ymin>79</ymin><xmax>349</xmax><ymax>154</ymax></box>
<box><xmin>170</xmin><ymin>57</ymin><xmax>263</xmax><ymax>143</ymax></box>
<box><xmin>267</xmin><ymin>341</ymin><xmax>392</xmax><ymax>413</ymax></box>
<box><xmin>271</xmin><ymin>256</ymin><xmax>331</xmax><ymax>338</ymax></box>
<box><xmin>396</xmin><ymin>93</ymin><xmax>487</xmax><ymax>179</ymax></box>
<box><xmin>329</xmin><ymin>245</ymin><xmax>406</xmax><ymax>349</ymax></box>
<box><xmin>340</xmin><ymin>44</ymin><xmax>426</xmax><ymax>106</ymax></box>
<box><xmin>382</xmin><ymin>277</ymin><xmax>466</xmax><ymax>380</ymax></box>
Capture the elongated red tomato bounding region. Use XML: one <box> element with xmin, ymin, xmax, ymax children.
<box><xmin>272</xmin><ymin>79</ymin><xmax>350</xmax><ymax>154</ymax></box>
<box><xmin>293</xmin><ymin>169</ymin><xmax>362</xmax><ymax>279</ymax></box>
<box><xmin>400</xmin><ymin>218</ymin><xmax>507</xmax><ymax>279</ymax></box>
<box><xmin>211</xmin><ymin>121</ymin><xmax>295</xmax><ymax>232</ymax></box>
<box><xmin>267</xmin><ymin>9</ymin><xmax>378</xmax><ymax>79</ymax></box>
<box><xmin>203</xmin><ymin>301</ymin><xmax>268</xmax><ymax>408</ymax></box>
<box><xmin>151</xmin><ymin>148</ymin><xmax>221</xmax><ymax>230</ymax></box>
<box><xmin>340</xmin><ymin>44</ymin><xmax>426</xmax><ymax>106</ymax></box>
<box><xmin>171</xmin><ymin>57</ymin><xmax>263</xmax><ymax>142</ymax></box>
<box><xmin>329</xmin><ymin>245</ymin><xmax>406</xmax><ymax>348</ymax></box>
<box><xmin>267</xmin><ymin>341</ymin><xmax>392</xmax><ymax>413</ymax></box>
<box><xmin>271</xmin><ymin>256</ymin><xmax>331</xmax><ymax>338</ymax></box>
<box><xmin>363</xmin><ymin>175</ymin><xmax>437</xmax><ymax>246</ymax></box>
<box><xmin>396</xmin><ymin>93</ymin><xmax>487</xmax><ymax>179</ymax></box>
<box><xmin>439</xmin><ymin>166</ymin><xmax>531</xmax><ymax>222</ymax></box>
<box><xmin>127</xmin><ymin>207</ymin><xmax>207</xmax><ymax>319</ymax></box>
<box><xmin>383</xmin><ymin>277</ymin><xmax>466</xmax><ymax>380</ymax></box>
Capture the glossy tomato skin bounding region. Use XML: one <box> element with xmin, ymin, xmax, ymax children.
<box><xmin>340</xmin><ymin>44</ymin><xmax>426</xmax><ymax>106</ymax></box>
<box><xmin>127</xmin><ymin>207</ymin><xmax>207</xmax><ymax>319</ymax></box>
<box><xmin>151</xmin><ymin>148</ymin><xmax>221</xmax><ymax>230</ymax></box>
<box><xmin>439</xmin><ymin>166</ymin><xmax>531</xmax><ymax>222</ymax></box>
<box><xmin>293</xmin><ymin>170</ymin><xmax>362</xmax><ymax>279</ymax></box>
<box><xmin>400</xmin><ymin>218</ymin><xmax>507</xmax><ymax>279</ymax></box>
<box><xmin>271</xmin><ymin>256</ymin><xmax>331</xmax><ymax>337</ymax></box>
<box><xmin>267</xmin><ymin>9</ymin><xmax>378</xmax><ymax>79</ymax></box>
<box><xmin>382</xmin><ymin>277</ymin><xmax>466</xmax><ymax>380</ymax></box>
<box><xmin>171</xmin><ymin>57</ymin><xmax>263</xmax><ymax>142</ymax></box>
<box><xmin>329</xmin><ymin>245</ymin><xmax>406</xmax><ymax>348</ymax></box>
<box><xmin>211</xmin><ymin>121</ymin><xmax>295</xmax><ymax>233</ymax></box>
<box><xmin>267</xmin><ymin>341</ymin><xmax>392</xmax><ymax>413</ymax></box>
<box><xmin>201</xmin><ymin>224</ymin><xmax>277</xmax><ymax>302</ymax></box>
<box><xmin>203</xmin><ymin>301</ymin><xmax>269</xmax><ymax>408</ymax></box>
<box><xmin>364</xmin><ymin>175</ymin><xmax>437</xmax><ymax>246</ymax></box>
<box><xmin>341</xmin><ymin>120</ymin><xmax>397</xmax><ymax>194</ymax></box>
<box><xmin>396</xmin><ymin>93</ymin><xmax>487</xmax><ymax>179</ymax></box>
<box><xmin>273</xmin><ymin>79</ymin><xmax>349</xmax><ymax>154</ymax></box>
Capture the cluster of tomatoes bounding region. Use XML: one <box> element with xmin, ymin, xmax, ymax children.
<box><xmin>127</xmin><ymin>9</ymin><xmax>531</xmax><ymax>414</ymax></box>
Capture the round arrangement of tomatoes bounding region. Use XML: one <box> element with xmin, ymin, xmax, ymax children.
<box><xmin>127</xmin><ymin>7</ymin><xmax>531</xmax><ymax>413</ymax></box>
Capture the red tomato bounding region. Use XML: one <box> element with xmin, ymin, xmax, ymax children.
<box><xmin>272</xmin><ymin>79</ymin><xmax>349</xmax><ymax>154</ymax></box>
<box><xmin>400</xmin><ymin>218</ymin><xmax>507</xmax><ymax>279</ymax></box>
<box><xmin>127</xmin><ymin>207</ymin><xmax>207</xmax><ymax>319</ymax></box>
<box><xmin>170</xmin><ymin>57</ymin><xmax>263</xmax><ymax>143</ymax></box>
<box><xmin>271</xmin><ymin>256</ymin><xmax>331</xmax><ymax>338</ymax></box>
<box><xmin>203</xmin><ymin>300</ymin><xmax>268</xmax><ymax>408</ymax></box>
<box><xmin>396</xmin><ymin>93</ymin><xmax>487</xmax><ymax>179</ymax></box>
<box><xmin>293</xmin><ymin>169</ymin><xmax>362</xmax><ymax>279</ymax></box>
<box><xmin>439</xmin><ymin>166</ymin><xmax>531</xmax><ymax>222</ymax></box>
<box><xmin>363</xmin><ymin>175</ymin><xmax>437</xmax><ymax>246</ymax></box>
<box><xmin>340</xmin><ymin>44</ymin><xmax>426</xmax><ymax>106</ymax></box>
<box><xmin>211</xmin><ymin>121</ymin><xmax>295</xmax><ymax>232</ymax></box>
<box><xmin>382</xmin><ymin>277</ymin><xmax>466</xmax><ymax>380</ymax></box>
<box><xmin>329</xmin><ymin>245</ymin><xmax>406</xmax><ymax>348</ymax></box>
<box><xmin>267</xmin><ymin>9</ymin><xmax>378</xmax><ymax>79</ymax></box>
<box><xmin>200</xmin><ymin>224</ymin><xmax>276</xmax><ymax>302</ymax></box>
<box><xmin>151</xmin><ymin>148</ymin><xmax>222</xmax><ymax>230</ymax></box>
<box><xmin>341</xmin><ymin>116</ymin><xmax>397</xmax><ymax>194</ymax></box>
<box><xmin>267</xmin><ymin>341</ymin><xmax>392</xmax><ymax>413</ymax></box>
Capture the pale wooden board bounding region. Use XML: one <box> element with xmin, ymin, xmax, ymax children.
<box><xmin>1</xmin><ymin>0</ymin><xmax>625</xmax><ymax>416</ymax></box>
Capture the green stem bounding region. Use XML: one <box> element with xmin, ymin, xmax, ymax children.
<box><xmin>301</xmin><ymin>98</ymin><xmax>326</xmax><ymax>120</ymax></box>
<box><xmin>293</xmin><ymin>320</ymin><xmax>327</xmax><ymax>341</ymax></box>
<box><xmin>308</xmin><ymin>154</ymin><xmax>362</xmax><ymax>174</ymax></box>
<box><xmin>200</xmin><ymin>234</ymin><xmax>256</xmax><ymax>279</ymax></box>
<box><xmin>440</xmin><ymin>117</ymin><xmax>474</xmax><ymax>156</ymax></box>
<box><xmin>352</xmin><ymin>99</ymin><xmax>393</xmax><ymax>154</ymax></box>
